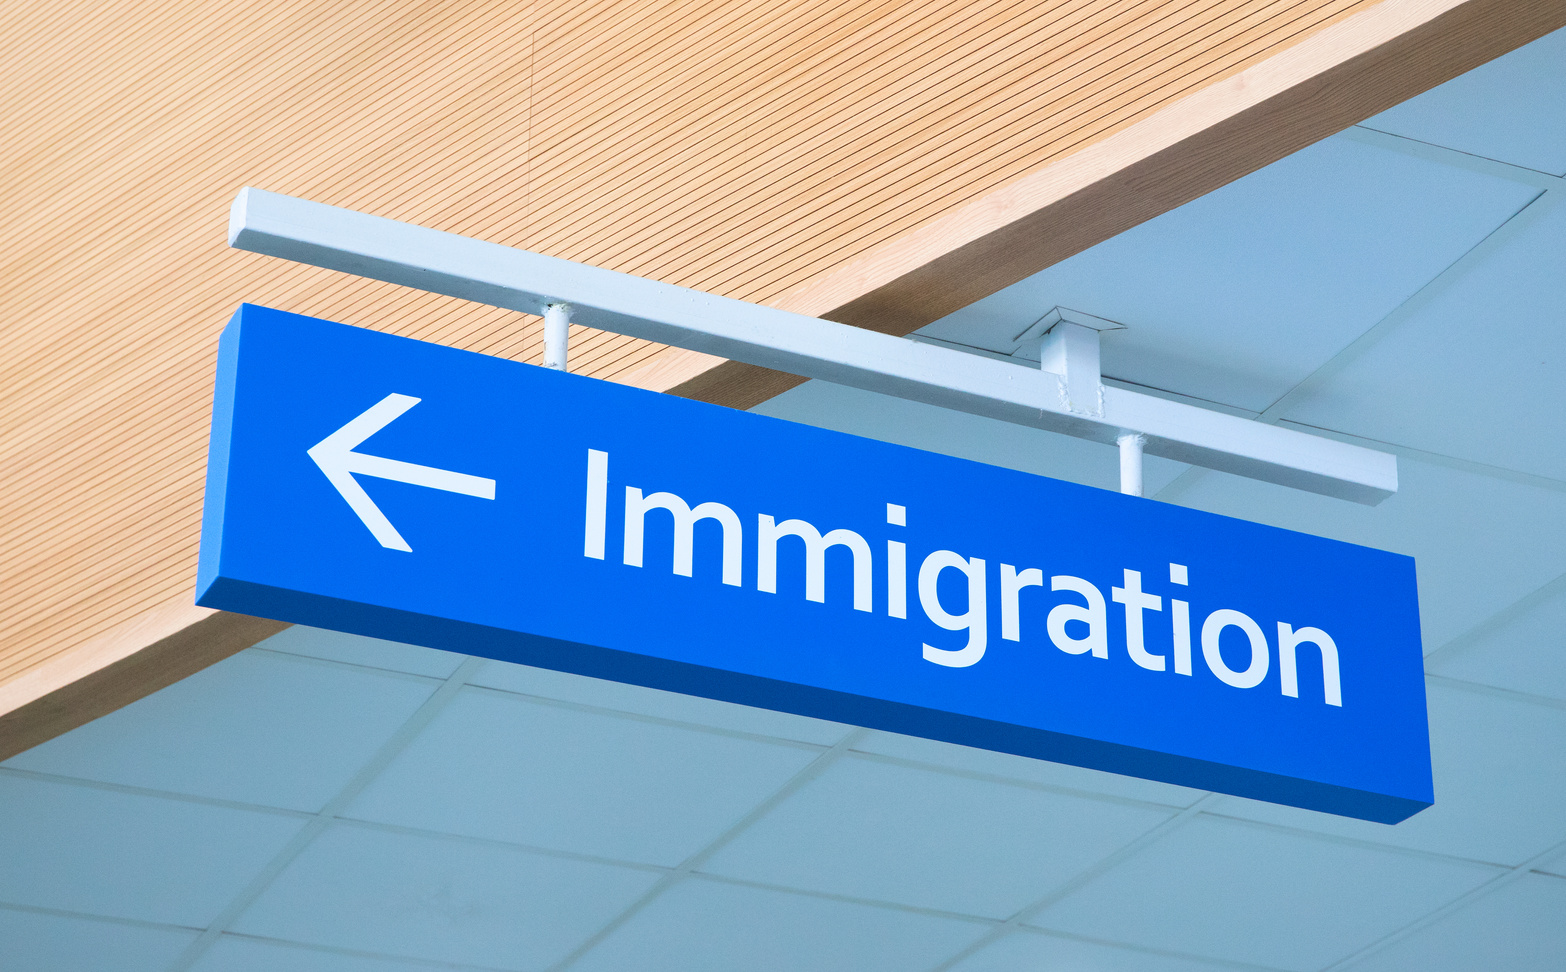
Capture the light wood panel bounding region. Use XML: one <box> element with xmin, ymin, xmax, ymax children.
<box><xmin>2</xmin><ymin>0</ymin><xmax>1560</xmax><ymax>755</ymax></box>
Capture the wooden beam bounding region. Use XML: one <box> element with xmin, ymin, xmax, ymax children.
<box><xmin>0</xmin><ymin>601</ymin><xmax>286</xmax><ymax>761</ymax></box>
<box><xmin>665</xmin><ymin>0</ymin><xmax>1566</xmax><ymax>409</ymax></box>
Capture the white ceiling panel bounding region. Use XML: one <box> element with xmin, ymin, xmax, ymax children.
<box><xmin>1210</xmin><ymin>681</ymin><xmax>1566</xmax><ymax>866</ymax></box>
<box><xmin>1166</xmin><ymin>456</ymin><xmax>1566</xmax><ymax>650</ymax></box>
<box><xmin>0</xmin><ymin>906</ymin><xmax>197</xmax><ymax>972</ymax></box>
<box><xmin>701</xmin><ymin>754</ymin><xmax>1172</xmax><ymax>919</ymax></box>
<box><xmin>1430</xmin><ymin>579</ymin><xmax>1566</xmax><ymax>701</ymax></box>
<box><xmin>916</xmin><ymin>136</ymin><xmax>1535</xmax><ymax>411</ymax></box>
<box><xmin>1350</xmin><ymin>873</ymin><xmax>1566</xmax><ymax>972</ymax></box>
<box><xmin>1028</xmin><ymin>815</ymin><xmax>1499</xmax><ymax>971</ymax></box>
<box><xmin>344</xmin><ymin>686</ymin><xmax>820</xmax><ymax>866</ymax></box>
<box><xmin>230</xmin><ymin>823</ymin><xmax>659</xmax><ymax>971</ymax></box>
<box><xmin>1363</xmin><ymin>27</ymin><xmax>1566</xmax><ymax>176</ymax></box>
<box><xmin>0</xmin><ymin>775</ymin><xmax>302</xmax><ymax>927</ymax></box>
<box><xmin>257</xmin><ymin>625</ymin><xmax>466</xmax><ymax>680</ymax></box>
<box><xmin>948</xmin><ymin>927</ymin><xmax>1243</xmax><ymax>972</ymax></box>
<box><xmin>850</xmin><ymin>730</ymin><xmax>1206</xmax><ymax>809</ymax></box>
<box><xmin>568</xmin><ymin>876</ymin><xmax>988</xmax><ymax>972</ymax></box>
<box><xmin>3</xmin><ymin>650</ymin><xmax>436</xmax><ymax>813</ymax></box>
<box><xmin>471</xmin><ymin>658</ymin><xmax>851</xmax><ymax>746</ymax></box>
<box><xmin>753</xmin><ymin>380</ymin><xmax>1189</xmax><ymax>495</ymax></box>
<box><xmin>1280</xmin><ymin>196</ymin><xmax>1566</xmax><ymax>481</ymax></box>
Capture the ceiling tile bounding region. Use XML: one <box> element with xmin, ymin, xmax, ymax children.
<box><xmin>0</xmin><ymin>776</ymin><xmax>302</xmax><ymax>927</ymax></box>
<box><xmin>193</xmin><ymin>934</ymin><xmax>489</xmax><ymax>971</ymax></box>
<box><xmin>231</xmin><ymin>823</ymin><xmax>658</xmax><ymax>972</ymax></box>
<box><xmin>1351</xmin><ymin>873</ymin><xmax>1566</xmax><ymax>972</ymax></box>
<box><xmin>1165</xmin><ymin>456</ymin><xmax>1566</xmax><ymax>650</ymax></box>
<box><xmin>471</xmin><ymin>658</ymin><xmax>851</xmax><ymax>746</ymax></box>
<box><xmin>753</xmin><ymin>380</ymin><xmax>1189</xmax><ymax>495</ymax></box>
<box><xmin>1363</xmin><ymin>27</ymin><xmax>1566</xmax><ymax>176</ymax></box>
<box><xmin>702</xmin><ymin>755</ymin><xmax>1171</xmax><ymax>918</ymax></box>
<box><xmin>949</xmin><ymin>927</ymin><xmax>1240</xmax><ymax>972</ymax></box>
<box><xmin>916</xmin><ymin>135</ymin><xmax>1535</xmax><ymax>411</ymax></box>
<box><xmin>1430</xmin><ymin>580</ymin><xmax>1566</xmax><ymax>702</ymax></box>
<box><xmin>345</xmin><ymin>687</ymin><xmax>820</xmax><ymax>866</ymax></box>
<box><xmin>1029</xmin><ymin>815</ymin><xmax>1497</xmax><ymax>971</ymax></box>
<box><xmin>3</xmin><ymin>649</ymin><xmax>437</xmax><ymax>812</ymax></box>
<box><xmin>257</xmin><ymin>625</ymin><xmax>466</xmax><ymax>679</ymax></box>
<box><xmin>0</xmin><ymin>906</ymin><xmax>197</xmax><ymax>972</ymax></box>
<box><xmin>1280</xmin><ymin>196</ymin><xmax>1566</xmax><ymax>481</ymax></box>
<box><xmin>850</xmin><ymin>730</ymin><xmax>1206</xmax><ymax>809</ymax></box>
<box><xmin>1212</xmin><ymin>681</ymin><xmax>1566</xmax><ymax>866</ymax></box>
<box><xmin>569</xmin><ymin>876</ymin><xmax>988</xmax><ymax>972</ymax></box>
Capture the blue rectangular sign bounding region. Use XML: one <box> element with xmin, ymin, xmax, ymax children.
<box><xmin>198</xmin><ymin>304</ymin><xmax>1433</xmax><ymax>822</ymax></box>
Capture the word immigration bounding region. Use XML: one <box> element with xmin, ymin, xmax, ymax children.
<box><xmin>590</xmin><ymin>449</ymin><xmax>1343</xmax><ymax>705</ymax></box>
<box><xmin>197</xmin><ymin>305</ymin><xmax>1433</xmax><ymax>822</ymax></box>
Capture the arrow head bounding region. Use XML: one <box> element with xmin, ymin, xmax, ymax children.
<box><xmin>308</xmin><ymin>394</ymin><xmax>496</xmax><ymax>552</ymax></box>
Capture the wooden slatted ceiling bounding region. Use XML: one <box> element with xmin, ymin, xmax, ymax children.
<box><xmin>2</xmin><ymin>0</ymin><xmax>1560</xmax><ymax>740</ymax></box>
<box><xmin>525</xmin><ymin>0</ymin><xmax>1367</xmax><ymax>302</ymax></box>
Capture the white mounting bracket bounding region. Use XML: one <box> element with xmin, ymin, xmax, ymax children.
<box><xmin>1018</xmin><ymin>306</ymin><xmax>1125</xmax><ymax>418</ymax></box>
<box><xmin>226</xmin><ymin>188</ymin><xmax>1397</xmax><ymax>504</ymax></box>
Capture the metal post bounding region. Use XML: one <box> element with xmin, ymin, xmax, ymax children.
<box><xmin>1118</xmin><ymin>432</ymin><xmax>1145</xmax><ymax>497</ymax></box>
<box><xmin>544</xmin><ymin>302</ymin><xmax>571</xmax><ymax>371</ymax></box>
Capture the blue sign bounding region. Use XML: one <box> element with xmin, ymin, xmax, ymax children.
<box><xmin>198</xmin><ymin>304</ymin><xmax>1432</xmax><ymax>822</ymax></box>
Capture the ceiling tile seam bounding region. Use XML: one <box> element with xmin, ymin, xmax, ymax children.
<box><xmin>1422</xmin><ymin>569</ymin><xmax>1566</xmax><ymax>669</ymax></box>
<box><xmin>1321</xmin><ymin>833</ymin><xmax>1566</xmax><ymax>972</ymax></box>
<box><xmin>547</xmin><ymin>728</ymin><xmax>870</xmax><ymax>972</ymax></box>
<box><xmin>0</xmin><ymin>898</ymin><xmax>204</xmax><ymax>935</ymax></box>
<box><xmin>1344</xmin><ymin>125</ymin><xmax>1566</xmax><ymax>190</ymax></box>
<box><xmin>1270</xmin><ymin>420</ymin><xmax>1566</xmax><ymax>495</ymax></box>
<box><xmin>1154</xmin><ymin>189</ymin><xmax>1559</xmax><ymax>507</ymax></box>
<box><xmin>460</xmin><ymin>680</ymin><xmax>846</xmax><ymax>752</ymax></box>
<box><xmin>1098</xmin><ymin>376</ymin><xmax>1261</xmax><ymax>418</ymax></box>
<box><xmin>1195</xmin><ymin>804</ymin><xmax>1517</xmax><ymax>871</ymax></box>
<box><xmin>1423</xmin><ymin>673</ymin><xmax>1566</xmax><ymax>713</ymax></box>
<box><xmin>321</xmin><ymin>815</ymin><xmax>674</xmax><ymax>875</ymax></box>
<box><xmin>925</xmin><ymin>793</ymin><xmax>1223</xmax><ymax>972</ymax></box>
<box><xmin>245</xmin><ymin>645</ymin><xmax>456</xmax><ymax>686</ymax></box>
<box><xmin>210</xmin><ymin>929</ymin><xmax>526</xmax><ymax>972</ymax></box>
<box><xmin>1009</xmin><ymin>924</ymin><xmax>1295</xmax><ymax>972</ymax></box>
<box><xmin>0</xmin><ymin>766</ymin><xmax>319</xmax><ymax>821</ymax></box>
<box><xmin>164</xmin><ymin>655</ymin><xmax>490</xmax><ymax>972</ymax></box>
<box><xmin>840</xmin><ymin>746</ymin><xmax>1204</xmax><ymax>813</ymax></box>
<box><xmin>683</xmin><ymin>870</ymin><xmax>1001</xmax><ymax>925</ymax></box>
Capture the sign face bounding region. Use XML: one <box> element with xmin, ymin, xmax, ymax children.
<box><xmin>199</xmin><ymin>305</ymin><xmax>1433</xmax><ymax>822</ymax></box>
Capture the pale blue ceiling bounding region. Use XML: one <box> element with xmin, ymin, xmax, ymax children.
<box><xmin>1363</xmin><ymin>26</ymin><xmax>1566</xmax><ymax>176</ymax></box>
<box><xmin>913</xmin><ymin>135</ymin><xmax>1539</xmax><ymax>412</ymax></box>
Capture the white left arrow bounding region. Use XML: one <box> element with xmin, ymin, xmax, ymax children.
<box><xmin>307</xmin><ymin>393</ymin><xmax>496</xmax><ymax>552</ymax></box>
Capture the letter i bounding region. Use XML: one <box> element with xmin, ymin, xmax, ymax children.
<box><xmin>584</xmin><ymin>450</ymin><xmax>609</xmax><ymax>559</ymax></box>
<box><xmin>887</xmin><ymin>503</ymin><xmax>907</xmax><ymax>619</ymax></box>
<box><xmin>1169</xmin><ymin>562</ymin><xmax>1191</xmax><ymax>675</ymax></box>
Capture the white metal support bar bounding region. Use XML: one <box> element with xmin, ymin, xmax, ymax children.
<box><xmin>543</xmin><ymin>302</ymin><xmax>570</xmax><ymax>371</ymax></box>
<box><xmin>1118</xmin><ymin>432</ymin><xmax>1146</xmax><ymax>497</ymax></box>
<box><xmin>228</xmin><ymin>188</ymin><xmax>1397</xmax><ymax>504</ymax></box>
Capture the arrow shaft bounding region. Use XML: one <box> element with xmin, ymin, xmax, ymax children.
<box><xmin>347</xmin><ymin>453</ymin><xmax>496</xmax><ymax>498</ymax></box>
